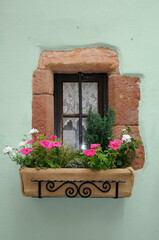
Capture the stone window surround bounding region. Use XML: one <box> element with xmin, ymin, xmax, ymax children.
<box><xmin>32</xmin><ymin>47</ymin><xmax>144</xmax><ymax>169</ymax></box>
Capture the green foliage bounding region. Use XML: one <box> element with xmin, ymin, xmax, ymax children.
<box><xmin>58</xmin><ymin>145</ymin><xmax>80</xmax><ymax>168</ymax></box>
<box><xmin>85</xmin><ymin>105</ymin><xmax>115</xmax><ymax>151</ymax></box>
<box><xmin>78</xmin><ymin>145</ymin><xmax>117</xmax><ymax>171</ymax></box>
<box><xmin>4</xmin><ymin>133</ymin><xmax>80</xmax><ymax>169</ymax></box>
<box><xmin>3</xmin><ymin>125</ymin><xmax>142</xmax><ymax>171</ymax></box>
<box><xmin>81</xmin><ymin>125</ymin><xmax>142</xmax><ymax>170</ymax></box>
<box><xmin>114</xmin><ymin>125</ymin><xmax>142</xmax><ymax>168</ymax></box>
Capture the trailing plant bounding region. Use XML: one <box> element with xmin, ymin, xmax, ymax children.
<box><xmin>3</xmin><ymin>126</ymin><xmax>142</xmax><ymax>170</ymax></box>
<box><xmin>3</xmin><ymin>129</ymin><xmax>79</xmax><ymax>169</ymax></box>
<box><xmin>113</xmin><ymin>125</ymin><xmax>142</xmax><ymax>168</ymax></box>
<box><xmin>85</xmin><ymin>105</ymin><xmax>115</xmax><ymax>151</ymax></box>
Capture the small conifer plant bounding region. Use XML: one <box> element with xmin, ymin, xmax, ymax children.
<box><xmin>85</xmin><ymin>106</ymin><xmax>115</xmax><ymax>151</ymax></box>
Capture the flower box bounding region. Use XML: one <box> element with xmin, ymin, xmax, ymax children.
<box><xmin>3</xmin><ymin>127</ymin><xmax>140</xmax><ymax>199</ymax></box>
<box><xmin>20</xmin><ymin>167</ymin><xmax>135</xmax><ymax>198</ymax></box>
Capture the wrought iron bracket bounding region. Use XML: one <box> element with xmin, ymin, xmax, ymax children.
<box><xmin>31</xmin><ymin>179</ymin><xmax>126</xmax><ymax>199</ymax></box>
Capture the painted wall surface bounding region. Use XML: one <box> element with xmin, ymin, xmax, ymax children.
<box><xmin>0</xmin><ymin>0</ymin><xmax>159</xmax><ymax>240</ymax></box>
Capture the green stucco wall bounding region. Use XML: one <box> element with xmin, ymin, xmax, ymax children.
<box><xmin>1</xmin><ymin>0</ymin><xmax>159</xmax><ymax>239</ymax></box>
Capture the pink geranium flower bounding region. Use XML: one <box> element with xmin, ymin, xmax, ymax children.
<box><xmin>40</xmin><ymin>140</ymin><xmax>52</xmax><ymax>149</ymax></box>
<box><xmin>51</xmin><ymin>141</ymin><xmax>62</xmax><ymax>147</ymax></box>
<box><xmin>90</xmin><ymin>144</ymin><xmax>100</xmax><ymax>149</ymax></box>
<box><xmin>84</xmin><ymin>149</ymin><xmax>97</xmax><ymax>157</ymax></box>
<box><xmin>48</xmin><ymin>135</ymin><xmax>57</xmax><ymax>140</ymax></box>
<box><xmin>35</xmin><ymin>134</ymin><xmax>41</xmax><ymax>141</ymax></box>
<box><xmin>110</xmin><ymin>139</ymin><xmax>122</xmax><ymax>150</ymax></box>
<box><xmin>26</xmin><ymin>139</ymin><xmax>35</xmax><ymax>144</ymax></box>
<box><xmin>19</xmin><ymin>148</ymin><xmax>34</xmax><ymax>154</ymax></box>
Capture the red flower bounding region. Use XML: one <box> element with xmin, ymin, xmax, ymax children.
<box><xmin>90</xmin><ymin>144</ymin><xmax>100</xmax><ymax>149</ymax></box>
<box><xmin>50</xmin><ymin>141</ymin><xmax>62</xmax><ymax>147</ymax></box>
<box><xmin>26</xmin><ymin>139</ymin><xmax>35</xmax><ymax>144</ymax></box>
<box><xmin>110</xmin><ymin>139</ymin><xmax>122</xmax><ymax>150</ymax></box>
<box><xmin>19</xmin><ymin>148</ymin><xmax>34</xmax><ymax>154</ymax></box>
<box><xmin>48</xmin><ymin>135</ymin><xmax>57</xmax><ymax>140</ymax></box>
<box><xmin>84</xmin><ymin>149</ymin><xmax>97</xmax><ymax>157</ymax></box>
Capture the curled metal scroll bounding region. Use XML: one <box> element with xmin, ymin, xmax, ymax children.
<box><xmin>31</xmin><ymin>179</ymin><xmax>125</xmax><ymax>198</ymax></box>
<box><xmin>78</xmin><ymin>181</ymin><xmax>111</xmax><ymax>198</ymax></box>
<box><xmin>46</xmin><ymin>180</ymin><xmax>111</xmax><ymax>198</ymax></box>
<box><xmin>46</xmin><ymin>181</ymin><xmax>79</xmax><ymax>198</ymax></box>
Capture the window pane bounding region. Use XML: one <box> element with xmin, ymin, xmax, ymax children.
<box><xmin>63</xmin><ymin>118</ymin><xmax>79</xmax><ymax>147</ymax></box>
<box><xmin>63</xmin><ymin>82</ymin><xmax>79</xmax><ymax>114</ymax></box>
<box><xmin>81</xmin><ymin>118</ymin><xmax>86</xmax><ymax>149</ymax></box>
<box><xmin>63</xmin><ymin>118</ymin><xmax>86</xmax><ymax>148</ymax></box>
<box><xmin>82</xmin><ymin>82</ymin><xmax>98</xmax><ymax>114</ymax></box>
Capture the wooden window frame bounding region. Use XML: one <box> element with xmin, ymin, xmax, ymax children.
<box><xmin>54</xmin><ymin>73</ymin><xmax>108</xmax><ymax>148</ymax></box>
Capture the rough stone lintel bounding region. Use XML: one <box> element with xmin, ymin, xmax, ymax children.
<box><xmin>38</xmin><ymin>47</ymin><xmax>119</xmax><ymax>74</ymax></box>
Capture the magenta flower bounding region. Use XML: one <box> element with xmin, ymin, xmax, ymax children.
<box><xmin>90</xmin><ymin>144</ymin><xmax>100</xmax><ymax>149</ymax></box>
<box><xmin>110</xmin><ymin>139</ymin><xmax>122</xmax><ymax>150</ymax></box>
<box><xmin>51</xmin><ymin>141</ymin><xmax>62</xmax><ymax>147</ymax></box>
<box><xmin>35</xmin><ymin>134</ymin><xmax>41</xmax><ymax>141</ymax></box>
<box><xmin>48</xmin><ymin>135</ymin><xmax>57</xmax><ymax>140</ymax></box>
<box><xmin>40</xmin><ymin>140</ymin><xmax>52</xmax><ymax>149</ymax></box>
<box><xmin>19</xmin><ymin>148</ymin><xmax>34</xmax><ymax>154</ymax></box>
<box><xmin>84</xmin><ymin>149</ymin><xmax>97</xmax><ymax>157</ymax></box>
<box><xmin>40</xmin><ymin>140</ymin><xmax>61</xmax><ymax>148</ymax></box>
<box><xmin>26</xmin><ymin>139</ymin><xmax>35</xmax><ymax>144</ymax></box>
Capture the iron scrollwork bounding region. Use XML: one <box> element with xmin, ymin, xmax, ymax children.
<box><xmin>46</xmin><ymin>181</ymin><xmax>79</xmax><ymax>198</ymax></box>
<box><xmin>32</xmin><ymin>179</ymin><xmax>125</xmax><ymax>198</ymax></box>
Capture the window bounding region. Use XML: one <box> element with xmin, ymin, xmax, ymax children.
<box><xmin>32</xmin><ymin>48</ymin><xmax>144</xmax><ymax>169</ymax></box>
<box><xmin>54</xmin><ymin>73</ymin><xmax>108</xmax><ymax>149</ymax></box>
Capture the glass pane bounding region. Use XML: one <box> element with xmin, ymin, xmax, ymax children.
<box><xmin>82</xmin><ymin>82</ymin><xmax>98</xmax><ymax>114</ymax></box>
<box><xmin>81</xmin><ymin>118</ymin><xmax>86</xmax><ymax>150</ymax></box>
<box><xmin>63</xmin><ymin>82</ymin><xmax>79</xmax><ymax>114</ymax></box>
<box><xmin>63</xmin><ymin>118</ymin><xmax>86</xmax><ymax>148</ymax></box>
<box><xmin>63</xmin><ymin>118</ymin><xmax>79</xmax><ymax>147</ymax></box>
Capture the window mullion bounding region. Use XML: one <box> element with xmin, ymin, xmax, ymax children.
<box><xmin>78</xmin><ymin>72</ymin><xmax>83</xmax><ymax>150</ymax></box>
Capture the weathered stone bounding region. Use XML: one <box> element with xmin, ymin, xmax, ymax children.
<box><xmin>38</xmin><ymin>48</ymin><xmax>119</xmax><ymax>74</ymax></box>
<box><xmin>113</xmin><ymin>125</ymin><xmax>145</xmax><ymax>169</ymax></box>
<box><xmin>108</xmin><ymin>75</ymin><xmax>140</xmax><ymax>125</ymax></box>
<box><xmin>32</xmin><ymin>69</ymin><xmax>53</xmax><ymax>95</ymax></box>
<box><xmin>32</xmin><ymin>95</ymin><xmax>54</xmax><ymax>138</ymax></box>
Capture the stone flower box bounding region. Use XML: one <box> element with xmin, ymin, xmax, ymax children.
<box><xmin>20</xmin><ymin>167</ymin><xmax>135</xmax><ymax>198</ymax></box>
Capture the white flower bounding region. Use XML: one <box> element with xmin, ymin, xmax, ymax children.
<box><xmin>3</xmin><ymin>146</ymin><xmax>13</xmax><ymax>154</ymax></box>
<box><xmin>18</xmin><ymin>141</ymin><xmax>26</xmax><ymax>148</ymax></box>
<box><xmin>29</xmin><ymin>128</ymin><xmax>39</xmax><ymax>135</ymax></box>
<box><xmin>122</xmin><ymin>134</ymin><xmax>131</xmax><ymax>143</ymax></box>
<box><xmin>11</xmin><ymin>150</ymin><xmax>18</xmax><ymax>157</ymax></box>
<box><xmin>122</xmin><ymin>129</ymin><xmax>126</xmax><ymax>132</ymax></box>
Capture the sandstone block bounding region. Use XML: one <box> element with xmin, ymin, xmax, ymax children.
<box><xmin>32</xmin><ymin>69</ymin><xmax>53</xmax><ymax>95</ymax></box>
<box><xmin>108</xmin><ymin>75</ymin><xmax>140</xmax><ymax>125</ymax></box>
<box><xmin>38</xmin><ymin>48</ymin><xmax>119</xmax><ymax>74</ymax></box>
<box><xmin>32</xmin><ymin>95</ymin><xmax>54</xmax><ymax>138</ymax></box>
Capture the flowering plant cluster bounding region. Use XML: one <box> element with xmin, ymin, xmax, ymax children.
<box><xmin>3</xmin><ymin>129</ymin><xmax>78</xmax><ymax>169</ymax></box>
<box><xmin>80</xmin><ymin>125</ymin><xmax>142</xmax><ymax>170</ymax></box>
<box><xmin>3</xmin><ymin>126</ymin><xmax>141</xmax><ymax>171</ymax></box>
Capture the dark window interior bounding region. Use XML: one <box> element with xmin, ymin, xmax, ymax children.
<box><xmin>54</xmin><ymin>73</ymin><xmax>108</xmax><ymax>149</ymax></box>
